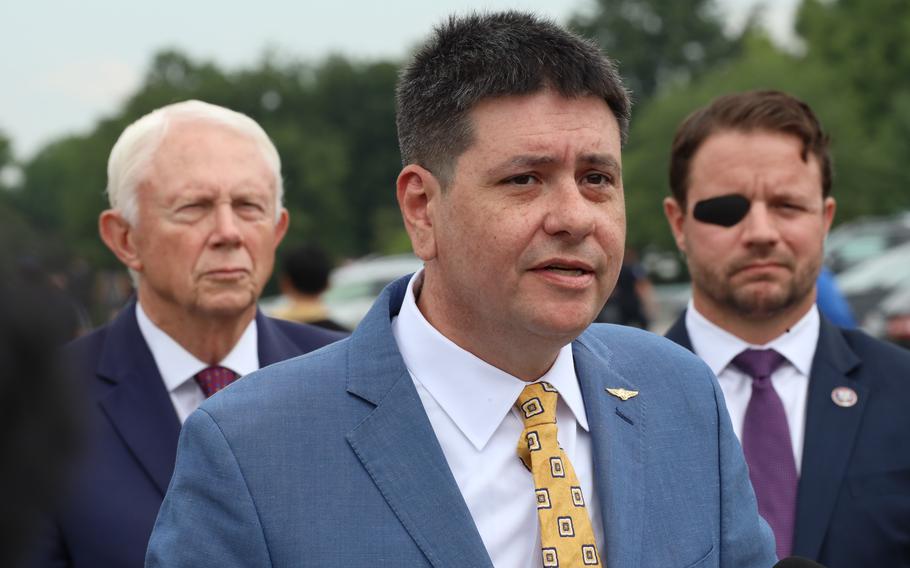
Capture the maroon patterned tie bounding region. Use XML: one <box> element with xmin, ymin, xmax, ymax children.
<box><xmin>194</xmin><ymin>366</ymin><xmax>239</xmax><ymax>398</ymax></box>
<box><xmin>732</xmin><ymin>348</ymin><xmax>797</xmax><ymax>559</ymax></box>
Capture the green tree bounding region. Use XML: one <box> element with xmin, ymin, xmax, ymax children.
<box><xmin>0</xmin><ymin>130</ymin><xmax>11</xmax><ymax>174</ymax></box>
<box><xmin>795</xmin><ymin>0</ymin><xmax>910</xmax><ymax>217</ymax></box>
<box><xmin>570</xmin><ymin>0</ymin><xmax>740</xmax><ymax>100</ymax></box>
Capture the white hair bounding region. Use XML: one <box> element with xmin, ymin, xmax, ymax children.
<box><xmin>105</xmin><ymin>99</ymin><xmax>284</xmax><ymax>225</ymax></box>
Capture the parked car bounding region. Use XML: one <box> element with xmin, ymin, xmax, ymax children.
<box><xmin>836</xmin><ymin>241</ymin><xmax>910</xmax><ymax>327</ymax></box>
<box><xmin>862</xmin><ymin>285</ymin><xmax>910</xmax><ymax>348</ymax></box>
<box><xmin>323</xmin><ymin>254</ymin><xmax>425</xmax><ymax>329</ymax></box>
<box><xmin>825</xmin><ymin>211</ymin><xmax>910</xmax><ymax>274</ymax></box>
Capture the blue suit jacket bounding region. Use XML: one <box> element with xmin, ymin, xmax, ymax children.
<box><xmin>666</xmin><ymin>313</ymin><xmax>910</xmax><ymax>567</ymax></box>
<box><xmin>29</xmin><ymin>301</ymin><xmax>344</xmax><ymax>568</ymax></box>
<box><xmin>146</xmin><ymin>276</ymin><xmax>775</xmax><ymax>567</ymax></box>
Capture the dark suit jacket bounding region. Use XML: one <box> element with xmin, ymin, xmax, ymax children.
<box><xmin>29</xmin><ymin>301</ymin><xmax>344</xmax><ymax>568</ymax></box>
<box><xmin>666</xmin><ymin>312</ymin><xmax>910</xmax><ymax>567</ymax></box>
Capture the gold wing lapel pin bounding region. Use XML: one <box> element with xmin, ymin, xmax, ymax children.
<box><xmin>605</xmin><ymin>387</ymin><xmax>639</xmax><ymax>401</ymax></box>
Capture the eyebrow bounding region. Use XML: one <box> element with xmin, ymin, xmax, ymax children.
<box><xmin>489</xmin><ymin>153</ymin><xmax>621</xmax><ymax>175</ymax></box>
<box><xmin>578</xmin><ymin>153</ymin><xmax>621</xmax><ymax>173</ymax></box>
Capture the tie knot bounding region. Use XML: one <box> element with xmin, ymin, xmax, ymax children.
<box><xmin>731</xmin><ymin>349</ymin><xmax>786</xmax><ymax>382</ymax></box>
<box><xmin>515</xmin><ymin>381</ymin><xmax>559</xmax><ymax>427</ymax></box>
<box><xmin>194</xmin><ymin>366</ymin><xmax>239</xmax><ymax>398</ymax></box>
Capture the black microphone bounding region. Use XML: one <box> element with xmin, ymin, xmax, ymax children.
<box><xmin>773</xmin><ymin>557</ymin><xmax>826</xmax><ymax>568</ymax></box>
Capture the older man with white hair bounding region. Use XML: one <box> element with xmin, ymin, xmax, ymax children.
<box><xmin>27</xmin><ymin>100</ymin><xmax>343</xmax><ymax>568</ymax></box>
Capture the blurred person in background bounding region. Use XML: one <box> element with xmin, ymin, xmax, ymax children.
<box><xmin>814</xmin><ymin>266</ymin><xmax>856</xmax><ymax>328</ymax></box>
<box><xmin>16</xmin><ymin>256</ymin><xmax>91</xmax><ymax>340</ymax></box>
<box><xmin>595</xmin><ymin>246</ymin><xmax>655</xmax><ymax>329</ymax></box>
<box><xmin>27</xmin><ymin>100</ymin><xmax>344</xmax><ymax>568</ymax></box>
<box><xmin>273</xmin><ymin>243</ymin><xmax>348</xmax><ymax>331</ymax></box>
<box><xmin>0</xmin><ymin>272</ymin><xmax>82</xmax><ymax>568</ymax></box>
<box><xmin>663</xmin><ymin>90</ymin><xmax>910</xmax><ymax>566</ymax></box>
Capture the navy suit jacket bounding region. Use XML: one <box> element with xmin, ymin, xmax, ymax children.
<box><xmin>666</xmin><ymin>312</ymin><xmax>910</xmax><ymax>567</ymax></box>
<box><xmin>30</xmin><ymin>301</ymin><xmax>344</xmax><ymax>568</ymax></box>
<box><xmin>146</xmin><ymin>276</ymin><xmax>775</xmax><ymax>567</ymax></box>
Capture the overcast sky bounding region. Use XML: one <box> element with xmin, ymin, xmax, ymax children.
<box><xmin>0</xmin><ymin>0</ymin><xmax>799</xmax><ymax>160</ymax></box>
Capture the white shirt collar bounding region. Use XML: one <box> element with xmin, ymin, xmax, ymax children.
<box><xmin>135</xmin><ymin>301</ymin><xmax>260</xmax><ymax>393</ymax></box>
<box><xmin>686</xmin><ymin>300</ymin><xmax>819</xmax><ymax>377</ymax></box>
<box><xmin>392</xmin><ymin>271</ymin><xmax>589</xmax><ymax>452</ymax></box>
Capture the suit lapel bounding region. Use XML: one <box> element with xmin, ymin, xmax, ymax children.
<box><xmin>574</xmin><ymin>333</ymin><xmax>644</xmax><ymax>568</ymax></box>
<box><xmin>792</xmin><ymin>319</ymin><xmax>864</xmax><ymax>558</ymax></box>
<box><xmin>345</xmin><ymin>278</ymin><xmax>492</xmax><ymax>568</ymax></box>
<box><xmin>664</xmin><ymin>313</ymin><xmax>693</xmax><ymax>351</ymax></box>
<box><xmin>96</xmin><ymin>303</ymin><xmax>181</xmax><ymax>495</ymax></box>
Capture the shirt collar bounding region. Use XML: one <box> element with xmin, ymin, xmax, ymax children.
<box><xmin>135</xmin><ymin>302</ymin><xmax>260</xmax><ymax>393</ymax></box>
<box><xmin>686</xmin><ymin>300</ymin><xmax>819</xmax><ymax>376</ymax></box>
<box><xmin>392</xmin><ymin>271</ymin><xmax>589</xmax><ymax>452</ymax></box>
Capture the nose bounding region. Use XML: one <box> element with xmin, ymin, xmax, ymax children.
<box><xmin>209</xmin><ymin>203</ymin><xmax>242</xmax><ymax>247</ymax></box>
<box><xmin>740</xmin><ymin>201</ymin><xmax>779</xmax><ymax>248</ymax></box>
<box><xmin>542</xmin><ymin>180</ymin><xmax>596</xmax><ymax>241</ymax></box>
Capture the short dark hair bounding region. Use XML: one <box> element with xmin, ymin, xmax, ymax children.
<box><xmin>669</xmin><ymin>90</ymin><xmax>832</xmax><ymax>209</ymax></box>
<box><xmin>281</xmin><ymin>244</ymin><xmax>333</xmax><ymax>296</ymax></box>
<box><xmin>396</xmin><ymin>11</ymin><xmax>631</xmax><ymax>185</ymax></box>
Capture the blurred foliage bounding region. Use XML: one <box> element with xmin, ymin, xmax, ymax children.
<box><xmin>0</xmin><ymin>131</ymin><xmax>11</xmax><ymax>171</ymax></box>
<box><xmin>3</xmin><ymin>0</ymin><xmax>910</xmax><ymax>303</ymax></box>
<box><xmin>569</xmin><ymin>0</ymin><xmax>741</xmax><ymax>101</ymax></box>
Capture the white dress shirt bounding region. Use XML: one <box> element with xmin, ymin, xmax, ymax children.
<box><xmin>685</xmin><ymin>302</ymin><xmax>819</xmax><ymax>471</ymax></box>
<box><xmin>391</xmin><ymin>271</ymin><xmax>604</xmax><ymax>568</ymax></box>
<box><xmin>135</xmin><ymin>302</ymin><xmax>259</xmax><ymax>423</ymax></box>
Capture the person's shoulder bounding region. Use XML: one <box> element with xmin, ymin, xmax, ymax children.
<box><xmin>580</xmin><ymin>323</ymin><xmax>703</xmax><ymax>363</ymax></box>
<box><xmin>577</xmin><ymin>323</ymin><xmax>717</xmax><ymax>390</ymax></box>
<box><xmin>578</xmin><ymin>324</ymin><xmax>728</xmax><ymax>431</ymax></box>
<box><xmin>264</xmin><ymin>315</ymin><xmax>348</xmax><ymax>346</ymax></box>
<box><xmin>841</xmin><ymin>326</ymin><xmax>910</xmax><ymax>357</ymax></box>
<box><xmin>63</xmin><ymin>317</ymin><xmax>116</xmax><ymax>365</ymax></box>
<box><xmin>835</xmin><ymin>326</ymin><xmax>910</xmax><ymax>376</ymax></box>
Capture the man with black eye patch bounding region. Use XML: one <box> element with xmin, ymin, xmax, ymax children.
<box><xmin>663</xmin><ymin>89</ymin><xmax>910</xmax><ymax>567</ymax></box>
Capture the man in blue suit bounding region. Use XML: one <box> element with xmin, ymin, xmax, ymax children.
<box><xmin>662</xmin><ymin>90</ymin><xmax>910</xmax><ymax>566</ymax></box>
<box><xmin>28</xmin><ymin>101</ymin><xmax>343</xmax><ymax>568</ymax></box>
<box><xmin>147</xmin><ymin>13</ymin><xmax>775</xmax><ymax>567</ymax></box>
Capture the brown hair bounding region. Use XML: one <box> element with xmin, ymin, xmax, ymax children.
<box><xmin>669</xmin><ymin>90</ymin><xmax>831</xmax><ymax>209</ymax></box>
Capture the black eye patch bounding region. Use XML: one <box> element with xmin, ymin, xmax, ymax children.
<box><xmin>692</xmin><ymin>194</ymin><xmax>751</xmax><ymax>227</ymax></box>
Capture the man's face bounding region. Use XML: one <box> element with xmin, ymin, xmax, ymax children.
<box><xmin>665</xmin><ymin>129</ymin><xmax>835</xmax><ymax>322</ymax></box>
<box><xmin>413</xmin><ymin>90</ymin><xmax>625</xmax><ymax>367</ymax></box>
<box><xmin>128</xmin><ymin>120</ymin><xmax>288</xmax><ymax>322</ymax></box>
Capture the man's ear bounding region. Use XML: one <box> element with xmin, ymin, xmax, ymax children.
<box><xmin>662</xmin><ymin>196</ymin><xmax>688</xmax><ymax>255</ymax></box>
<box><xmin>274</xmin><ymin>207</ymin><xmax>290</xmax><ymax>246</ymax></box>
<box><xmin>822</xmin><ymin>196</ymin><xmax>836</xmax><ymax>235</ymax></box>
<box><xmin>397</xmin><ymin>164</ymin><xmax>441</xmax><ymax>261</ymax></box>
<box><xmin>99</xmin><ymin>210</ymin><xmax>143</xmax><ymax>272</ymax></box>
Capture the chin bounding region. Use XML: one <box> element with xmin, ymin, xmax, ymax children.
<box><xmin>527</xmin><ymin>310</ymin><xmax>593</xmax><ymax>341</ymax></box>
<box><xmin>197</xmin><ymin>292</ymin><xmax>256</xmax><ymax>318</ymax></box>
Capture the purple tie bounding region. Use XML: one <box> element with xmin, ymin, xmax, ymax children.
<box><xmin>732</xmin><ymin>348</ymin><xmax>797</xmax><ymax>559</ymax></box>
<box><xmin>194</xmin><ymin>366</ymin><xmax>239</xmax><ymax>398</ymax></box>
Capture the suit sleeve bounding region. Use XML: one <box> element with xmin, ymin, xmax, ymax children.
<box><xmin>712</xmin><ymin>374</ymin><xmax>779</xmax><ymax>567</ymax></box>
<box><xmin>145</xmin><ymin>409</ymin><xmax>272</xmax><ymax>568</ymax></box>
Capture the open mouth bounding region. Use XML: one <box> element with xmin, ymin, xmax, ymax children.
<box><xmin>543</xmin><ymin>265</ymin><xmax>590</xmax><ymax>276</ymax></box>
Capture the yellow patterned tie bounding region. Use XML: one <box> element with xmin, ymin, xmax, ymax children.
<box><xmin>516</xmin><ymin>382</ymin><xmax>602</xmax><ymax>567</ymax></box>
